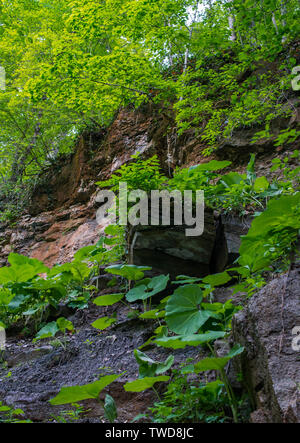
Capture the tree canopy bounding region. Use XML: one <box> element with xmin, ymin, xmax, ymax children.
<box><xmin>0</xmin><ymin>0</ymin><xmax>299</xmax><ymax>186</ymax></box>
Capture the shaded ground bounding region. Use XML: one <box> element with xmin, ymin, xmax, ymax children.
<box><xmin>0</xmin><ymin>296</ymin><xmax>205</xmax><ymax>423</ymax></box>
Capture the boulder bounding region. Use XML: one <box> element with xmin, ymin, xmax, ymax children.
<box><xmin>232</xmin><ymin>269</ymin><xmax>300</xmax><ymax>423</ymax></box>
<box><xmin>131</xmin><ymin>209</ymin><xmax>216</xmax><ymax>278</ymax></box>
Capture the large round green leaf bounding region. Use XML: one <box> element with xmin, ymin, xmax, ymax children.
<box><xmin>124</xmin><ymin>376</ymin><xmax>170</xmax><ymax>392</ymax></box>
<box><xmin>50</xmin><ymin>374</ymin><xmax>121</xmax><ymax>405</ymax></box>
<box><xmin>0</xmin><ymin>254</ymin><xmax>49</xmax><ymax>284</ymax></box>
<box><xmin>155</xmin><ymin>331</ymin><xmax>226</xmax><ymax>349</ymax></box>
<box><xmin>126</xmin><ymin>274</ymin><xmax>169</xmax><ymax>302</ymax></box>
<box><xmin>202</xmin><ymin>271</ymin><xmax>231</xmax><ymax>287</ymax></box>
<box><xmin>92</xmin><ymin>317</ymin><xmax>116</xmax><ymax>330</ymax></box>
<box><xmin>193</xmin><ymin>344</ymin><xmax>244</xmax><ymax>372</ymax></box>
<box><xmin>134</xmin><ymin>349</ymin><xmax>174</xmax><ymax>378</ymax></box>
<box><xmin>93</xmin><ymin>293</ymin><xmax>124</xmax><ymax>306</ymax></box>
<box><xmin>165</xmin><ymin>284</ymin><xmax>211</xmax><ymax>334</ymax></box>
<box><xmin>105</xmin><ymin>264</ymin><xmax>151</xmax><ymax>281</ymax></box>
<box><xmin>34</xmin><ymin>322</ymin><xmax>59</xmax><ymax>342</ymax></box>
<box><xmin>57</xmin><ymin>317</ymin><xmax>74</xmax><ymax>333</ymax></box>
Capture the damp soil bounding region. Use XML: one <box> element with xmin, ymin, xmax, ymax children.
<box><xmin>0</xmin><ymin>297</ymin><xmax>203</xmax><ymax>423</ymax></box>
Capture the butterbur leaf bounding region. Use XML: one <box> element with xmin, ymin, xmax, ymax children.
<box><xmin>92</xmin><ymin>317</ymin><xmax>116</xmax><ymax>330</ymax></box>
<box><xmin>49</xmin><ymin>262</ymin><xmax>91</xmax><ymax>282</ymax></box>
<box><xmin>138</xmin><ymin>326</ymin><xmax>168</xmax><ymax>350</ymax></box>
<box><xmin>139</xmin><ymin>309</ymin><xmax>165</xmax><ymax>319</ymax></box>
<box><xmin>253</xmin><ymin>176</ymin><xmax>269</xmax><ymax>192</ymax></box>
<box><xmin>93</xmin><ymin>293</ymin><xmax>124</xmax><ymax>306</ymax></box>
<box><xmin>126</xmin><ymin>274</ymin><xmax>169</xmax><ymax>302</ymax></box>
<box><xmin>105</xmin><ymin>264</ymin><xmax>151</xmax><ymax>281</ymax></box>
<box><xmin>156</xmin><ymin>355</ymin><xmax>174</xmax><ymax>375</ymax></box>
<box><xmin>134</xmin><ymin>349</ymin><xmax>156</xmax><ymax>366</ymax></box>
<box><xmin>57</xmin><ymin>317</ymin><xmax>74</xmax><ymax>333</ymax></box>
<box><xmin>172</xmin><ymin>275</ymin><xmax>202</xmax><ymax>284</ymax></box>
<box><xmin>202</xmin><ymin>272</ymin><xmax>231</xmax><ymax>287</ymax></box>
<box><xmin>0</xmin><ymin>264</ymin><xmax>46</xmax><ymax>285</ymax></box>
<box><xmin>131</xmin><ymin>414</ymin><xmax>148</xmax><ymax>423</ymax></box>
<box><xmin>165</xmin><ymin>285</ymin><xmax>212</xmax><ymax>334</ymax></box>
<box><xmin>50</xmin><ymin>374</ymin><xmax>121</xmax><ymax>405</ymax></box>
<box><xmin>193</xmin><ymin>344</ymin><xmax>244</xmax><ymax>373</ymax></box>
<box><xmin>124</xmin><ymin>376</ymin><xmax>170</xmax><ymax>392</ymax></box>
<box><xmin>0</xmin><ymin>254</ymin><xmax>49</xmax><ymax>284</ymax></box>
<box><xmin>193</xmin><ymin>357</ymin><xmax>229</xmax><ymax>372</ymax></box>
<box><xmin>34</xmin><ymin>322</ymin><xmax>59</xmax><ymax>342</ymax></box>
<box><xmin>219</xmin><ymin>172</ymin><xmax>246</xmax><ymax>187</ymax></box>
<box><xmin>30</xmin><ymin>278</ymin><xmax>67</xmax><ymax>297</ymax></box>
<box><xmin>134</xmin><ymin>349</ymin><xmax>157</xmax><ymax>378</ymax></box>
<box><xmin>23</xmin><ymin>307</ymin><xmax>40</xmax><ymax>316</ymax></box>
<box><xmin>74</xmin><ymin>246</ymin><xmax>97</xmax><ymax>261</ymax></box>
<box><xmin>225</xmin><ymin>343</ymin><xmax>245</xmax><ymax>359</ymax></box>
<box><xmin>8</xmin><ymin>295</ymin><xmax>28</xmax><ymax>310</ymax></box>
<box><xmin>8</xmin><ymin>253</ymin><xmax>49</xmax><ymax>273</ymax></box>
<box><xmin>247</xmin><ymin>153</ymin><xmax>256</xmax><ymax>182</ymax></box>
<box><xmin>134</xmin><ymin>350</ymin><xmax>174</xmax><ymax>378</ymax></box>
<box><xmin>0</xmin><ymin>289</ymin><xmax>14</xmax><ymax>307</ymax></box>
<box><xmin>155</xmin><ymin>331</ymin><xmax>226</xmax><ymax>349</ymax></box>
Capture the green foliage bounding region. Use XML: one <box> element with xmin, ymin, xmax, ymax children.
<box><xmin>124</xmin><ymin>376</ymin><xmax>170</xmax><ymax>393</ymax></box>
<box><xmin>95</xmin><ymin>153</ymin><xmax>290</xmax><ymax>218</ymax></box>
<box><xmin>168</xmin><ymin>160</ymin><xmax>231</xmax><ymax>193</ymax></box>
<box><xmin>105</xmin><ymin>264</ymin><xmax>151</xmax><ymax>281</ymax></box>
<box><xmin>1</xmin><ymin>0</ymin><xmax>299</xmax><ymax>413</ymax></box>
<box><xmin>0</xmin><ymin>227</ymin><xmax>124</xmax><ymax>328</ymax></box>
<box><xmin>126</xmin><ymin>275</ymin><xmax>169</xmax><ymax>302</ymax></box>
<box><xmin>92</xmin><ymin>316</ymin><xmax>116</xmax><ymax>331</ymax></box>
<box><xmin>1</xmin><ymin>0</ymin><xmax>298</xmax><ymax>209</ymax></box>
<box><xmin>233</xmin><ymin>192</ymin><xmax>300</xmax><ymax>295</ymax></box>
<box><xmin>182</xmin><ymin>344</ymin><xmax>244</xmax><ymax>373</ymax></box>
<box><xmin>97</xmin><ymin>155</ymin><xmax>167</xmax><ymax>193</ymax></box>
<box><xmin>56</xmin><ymin>317</ymin><xmax>74</xmax><ymax>334</ymax></box>
<box><xmin>0</xmin><ymin>402</ymin><xmax>32</xmax><ymax>424</ymax></box>
<box><xmin>104</xmin><ymin>394</ymin><xmax>118</xmax><ymax>423</ymax></box>
<box><xmin>34</xmin><ymin>321</ymin><xmax>59</xmax><ymax>342</ymax></box>
<box><xmin>270</xmin><ymin>150</ymin><xmax>300</xmax><ymax>189</ymax></box>
<box><xmin>240</xmin><ymin>192</ymin><xmax>300</xmax><ymax>271</ymax></box>
<box><xmin>167</xmin><ymin>153</ymin><xmax>296</xmax><ymax>216</ymax></box>
<box><xmin>149</xmin><ymin>376</ymin><xmax>228</xmax><ymax>423</ymax></box>
<box><xmin>154</xmin><ymin>331</ymin><xmax>226</xmax><ymax>350</ymax></box>
<box><xmin>202</xmin><ymin>271</ymin><xmax>232</xmax><ymax>287</ymax></box>
<box><xmin>51</xmin><ymin>403</ymin><xmax>88</xmax><ymax>423</ymax></box>
<box><xmin>93</xmin><ymin>293</ymin><xmax>124</xmax><ymax>306</ymax></box>
<box><xmin>50</xmin><ymin>374</ymin><xmax>121</xmax><ymax>405</ymax></box>
<box><xmin>0</xmin><ymin>254</ymin><xmax>49</xmax><ymax>285</ymax></box>
<box><xmin>134</xmin><ymin>349</ymin><xmax>174</xmax><ymax>378</ymax></box>
<box><xmin>165</xmin><ymin>285</ymin><xmax>209</xmax><ymax>335</ymax></box>
<box><xmin>165</xmin><ymin>284</ymin><xmax>239</xmax><ymax>336</ymax></box>
<box><xmin>34</xmin><ymin>317</ymin><xmax>74</xmax><ymax>350</ymax></box>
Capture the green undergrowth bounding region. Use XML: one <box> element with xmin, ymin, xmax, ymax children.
<box><xmin>98</xmin><ymin>150</ymin><xmax>299</xmax><ymax>216</ymax></box>
<box><xmin>0</xmin><ymin>186</ymin><xmax>299</xmax><ymax>422</ymax></box>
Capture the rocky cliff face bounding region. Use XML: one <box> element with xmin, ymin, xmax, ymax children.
<box><xmin>233</xmin><ymin>268</ymin><xmax>300</xmax><ymax>423</ymax></box>
<box><xmin>0</xmin><ymin>103</ymin><xmax>296</xmax><ymax>269</ymax></box>
<box><xmin>0</xmin><ymin>104</ymin><xmax>299</xmax><ymax>423</ymax></box>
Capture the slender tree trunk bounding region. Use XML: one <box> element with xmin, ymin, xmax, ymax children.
<box><xmin>228</xmin><ymin>14</ymin><xmax>237</xmax><ymax>42</ymax></box>
<box><xmin>168</xmin><ymin>20</ymin><xmax>174</xmax><ymax>67</ymax></box>
<box><xmin>281</xmin><ymin>1</ymin><xmax>287</xmax><ymax>43</ymax></box>
<box><xmin>272</xmin><ymin>12</ymin><xmax>279</xmax><ymax>35</ymax></box>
